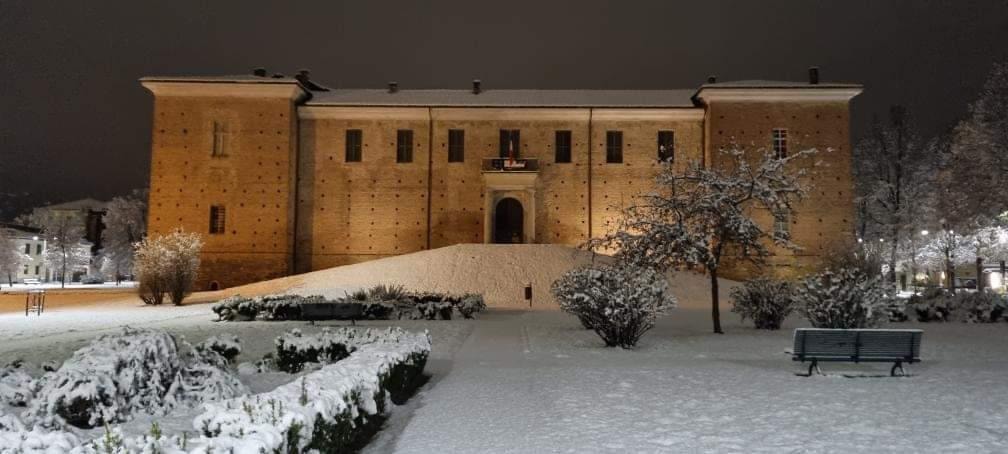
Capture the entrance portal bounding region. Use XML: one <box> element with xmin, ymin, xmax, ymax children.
<box><xmin>493</xmin><ymin>198</ymin><xmax>524</xmax><ymax>243</ymax></box>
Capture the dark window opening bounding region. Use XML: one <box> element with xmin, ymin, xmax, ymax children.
<box><xmin>396</xmin><ymin>129</ymin><xmax>414</xmax><ymax>163</ymax></box>
<box><xmin>658</xmin><ymin>130</ymin><xmax>675</xmax><ymax>162</ymax></box>
<box><xmin>499</xmin><ymin>129</ymin><xmax>520</xmax><ymax>158</ymax></box>
<box><xmin>209</xmin><ymin>205</ymin><xmax>226</xmax><ymax>234</ymax></box>
<box><xmin>555</xmin><ymin>130</ymin><xmax>572</xmax><ymax>163</ymax></box>
<box><xmin>24</xmin><ymin>244</ymin><xmax>30</xmax><ymax>255</ymax></box>
<box><xmin>36</xmin><ymin>244</ymin><xmax>41</xmax><ymax>255</ymax></box>
<box><xmin>345</xmin><ymin>129</ymin><xmax>363</xmax><ymax>162</ymax></box>
<box><xmin>606</xmin><ymin>131</ymin><xmax>623</xmax><ymax>163</ymax></box>
<box><xmin>448</xmin><ymin>129</ymin><xmax>465</xmax><ymax>162</ymax></box>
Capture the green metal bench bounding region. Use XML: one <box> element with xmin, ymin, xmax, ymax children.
<box><xmin>792</xmin><ymin>328</ymin><xmax>922</xmax><ymax>376</ymax></box>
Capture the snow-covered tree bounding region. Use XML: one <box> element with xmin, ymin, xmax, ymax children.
<box><xmin>0</xmin><ymin>229</ymin><xmax>31</xmax><ymax>287</ymax></box>
<box><xmin>551</xmin><ymin>262</ymin><xmax>676</xmax><ymax>348</ymax></box>
<box><xmin>38</xmin><ymin>212</ymin><xmax>88</xmax><ymax>288</ymax></box>
<box><xmin>586</xmin><ymin>146</ymin><xmax>814</xmax><ymax>334</ymax></box>
<box><xmin>945</xmin><ymin>62</ymin><xmax>1008</xmax><ymax>222</ymax></box>
<box><xmin>100</xmin><ymin>190</ymin><xmax>147</xmax><ymax>283</ymax></box>
<box><xmin>730</xmin><ymin>277</ymin><xmax>794</xmax><ymax>330</ymax></box>
<box><xmin>854</xmin><ymin>106</ymin><xmax>935</xmax><ymax>284</ymax></box>
<box><xmin>134</xmin><ymin>231</ymin><xmax>203</xmax><ymax>306</ymax></box>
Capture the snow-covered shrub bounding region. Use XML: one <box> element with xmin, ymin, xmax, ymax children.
<box><xmin>134</xmin><ymin>231</ymin><xmax>203</xmax><ymax>306</ymax></box>
<box><xmin>198</xmin><ymin>334</ymin><xmax>242</xmax><ymax>363</ymax></box>
<box><xmin>81</xmin><ymin>275</ymin><xmax>105</xmax><ymax>285</ymax></box>
<box><xmin>730</xmin><ymin>277</ymin><xmax>794</xmax><ymax>330</ymax></box>
<box><xmin>165</xmin><ymin>338</ymin><xmax>248</xmax><ymax>410</ymax></box>
<box><xmin>25</xmin><ymin>327</ymin><xmax>245</xmax><ymax>429</ymax></box>
<box><xmin>552</xmin><ymin>263</ymin><xmax>677</xmax><ymax>348</ymax></box>
<box><xmin>0</xmin><ymin>413</ymin><xmax>81</xmax><ymax>453</ymax></box>
<box><xmin>274</xmin><ymin>328</ymin><xmax>354</xmax><ymax>373</ymax></box>
<box><xmin>0</xmin><ymin>359</ymin><xmax>34</xmax><ymax>406</ymax></box>
<box><xmin>368</xmin><ymin>283</ymin><xmax>408</xmax><ymax>301</ymax></box>
<box><xmin>456</xmin><ymin>294</ymin><xmax>487</xmax><ymax>319</ymax></box>
<box><xmin>794</xmin><ymin>268</ymin><xmax>892</xmax><ymax>329</ymax></box>
<box><xmin>953</xmin><ymin>292</ymin><xmax>1008</xmax><ymax>323</ymax></box>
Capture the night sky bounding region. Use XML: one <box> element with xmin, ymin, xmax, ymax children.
<box><xmin>2</xmin><ymin>0</ymin><xmax>1007</xmax><ymax>219</ymax></box>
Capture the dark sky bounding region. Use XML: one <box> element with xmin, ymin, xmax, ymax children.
<box><xmin>2</xmin><ymin>0</ymin><xmax>1007</xmax><ymax>219</ymax></box>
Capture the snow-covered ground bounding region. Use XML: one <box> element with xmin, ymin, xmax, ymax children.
<box><xmin>2</xmin><ymin>245</ymin><xmax>1006</xmax><ymax>452</ymax></box>
<box><xmin>0</xmin><ymin>281</ymin><xmax>137</xmax><ymax>292</ymax></box>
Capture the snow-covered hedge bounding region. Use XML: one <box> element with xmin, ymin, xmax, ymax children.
<box><xmin>198</xmin><ymin>334</ymin><xmax>242</xmax><ymax>363</ymax></box>
<box><xmin>908</xmin><ymin>291</ymin><xmax>1008</xmax><ymax>323</ymax></box>
<box><xmin>212</xmin><ymin>288</ymin><xmax>487</xmax><ymax>322</ymax></box>
<box><xmin>730</xmin><ymin>277</ymin><xmax>795</xmax><ymax>330</ymax></box>
<box><xmin>794</xmin><ymin>268</ymin><xmax>892</xmax><ymax>329</ymax></box>
<box><xmin>0</xmin><ymin>360</ymin><xmax>34</xmax><ymax>407</ymax></box>
<box><xmin>23</xmin><ymin>327</ymin><xmax>246</xmax><ymax>429</ymax></box>
<box><xmin>552</xmin><ymin>263</ymin><xmax>677</xmax><ymax>348</ymax></box>
<box><xmin>75</xmin><ymin>328</ymin><xmax>431</xmax><ymax>454</ymax></box>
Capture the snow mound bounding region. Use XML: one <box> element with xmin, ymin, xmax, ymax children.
<box><xmin>225</xmin><ymin>244</ymin><xmax>737</xmax><ymax>309</ymax></box>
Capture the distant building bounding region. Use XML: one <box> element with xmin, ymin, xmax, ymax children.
<box><xmin>1</xmin><ymin>223</ymin><xmax>49</xmax><ymax>283</ymax></box>
<box><xmin>39</xmin><ymin>198</ymin><xmax>108</xmax><ymax>255</ymax></box>
<box><xmin>141</xmin><ymin>68</ymin><xmax>862</xmax><ymax>289</ymax></box>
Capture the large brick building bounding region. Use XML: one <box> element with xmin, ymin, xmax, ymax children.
<box><xmin>141</xmin><ymin>69</ymin><xmax>861</xmax><ymax>290</ymax></box>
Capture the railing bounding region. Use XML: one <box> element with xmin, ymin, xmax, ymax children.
<box><xmin>481</xmin><ymin>157</ymin><xmax>540</xmax><ymax>172</ymax></box>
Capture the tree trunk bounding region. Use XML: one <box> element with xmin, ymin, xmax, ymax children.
<box><xmin>976</xmin><ymin>257</ymin><xmax>984</xmax><ymax>294</ymax></box>
<box><xmin>710</xmin><ymin>269</ymin><xmax>723</xmax><ymax>334</ymax></box>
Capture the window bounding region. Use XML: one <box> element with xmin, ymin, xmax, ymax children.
<box><xmin>36</xmin><ymin>244</ymin><xmax>41</xmax><ymax>255</ymax></box>
<box><xmin>34</xmin><ymin>266</ymin><xmax>40</xmax><ymax>275</ymax></box>
<box><xmin>396</xmin><ymin>129</ymin><xmax>414</xmax><ymax>163</ymax></box>
<box><xmin>774</xmin><ymin>210</ymin><xmax>791</xmax><ymax>239</ymax></box>
<box><xmin>211</xmin><ymin>120</ymin><xmax>230</xmax><ymax>157</ymax></box>
<box><xmin>345</xmin><ymin>129</ymin><xmax>363</xmax><ymax>162</ymax></box>
<box><xmin>658</xmin><ymin>130</ymin><xmax>675</xmax><ymax>162</ymax></box>
<box><xmin>772</xmin><ymin>128</ymin><xmax>788</xmax><ymax>159</ymax></box>
<box><xmin>606</xmin><ymin>131</ymin><xmax>623</xmax><ymax>163</ymax></box>
<box><xmin>499</xmin><ymin>129</ymin><xmax>520</xmax><ymax>158</ymax></box>
<box><xmin>209</xmin><ymin>205</ymin><xmax>226</xmax><ymax>234</ymax></box>
<box><xmin>23</xmin><ymin>265</ymin><xmax>28</xmax><ymax>274</ymax></box>
<box><xmin>24</xmin><ymin>243</ymin><xmax>30</xmax><ymax>255</ymax></box>
<box><xmin>448</xmin><ymin>129</ymin><xmax>465</xmax><ymax>162</ymax></box>
<box><xmin>555</xmin><ymin>130</ymin><xmax>572</xmax><ymax>163</ymax></box>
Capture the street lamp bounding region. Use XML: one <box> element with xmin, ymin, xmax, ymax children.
<box><xmin>921</xmin><ymin>230</ymin><xmax>929</xmax><ymax>236</ymax></box>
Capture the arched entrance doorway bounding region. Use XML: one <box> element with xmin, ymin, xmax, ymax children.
<box><xmin>493</xmin><ymin>198</ymin><xmax>524</xmax><ymax>243</ymax></box>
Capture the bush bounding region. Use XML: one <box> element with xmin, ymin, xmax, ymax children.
<box><xmin>552</xmin><ymin>263</ymin><xmax>677</xmax><ymax>348</ymax></box>
<box><xmin>0</xmin><ymin>359</ymin><xmax>34</xmax><ymax>407</ymax></box>
<box><xmin>25</xmin><ymin>327</ymin><xmax>245</xmax><ymax>429</ymax></box>
<box><xmin>198</xmin><ymin>334</ymin><xmax>242</xmax><ymax>363</ymax></box>
<box><xmin>133</xmin><ymin>231</ymin><xmax>203</xmax><ymax>306</ymax></box>
<box><xmin>730</xmin><ymin>278</ymin><xmax>794</xmax><ymax>330</ymax></box>
<box><xmin>274</xmin><ymin>329</ymin><xmax>355</xmax><ymax>373</ymax></box>
<box><xmin>794</xmin><ymin>268</ymin><xmax>892</xmax><ymax>329</ymax></box>
<box><xmin>953</xmin><ymin>292</ymin><xmax>1008</xmax><ymax>323</ymax></box>
<box><xmin>367</xmin><ymin>283</ymin><xmax>408</xmax><ymax>301</ymax></box>
<box><xmin>81</xmin><ymin>275</ymin><xmax>105</xmax><ymax>285</ymax></box>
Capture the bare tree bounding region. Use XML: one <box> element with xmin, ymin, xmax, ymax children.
<box><xmin>0</xmin><ymin>228</ymin><xmax>30</xmax><ymax>287</ymax></box>
<box><xmin>39</xmin><ymin>212</ymin><xmax>88</xmax><ymax>288</ymax></box>
<box><xmin>100</xmin><ymin>189</ymin><xmax>148</xmax><ymax>284</ymax></box>
<box><xmin>586</xmin><ymin>147</ymin><xmax>814</xmax><ymax>334</ymax></box>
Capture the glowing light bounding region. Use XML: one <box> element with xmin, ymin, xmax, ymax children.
<box><xmin>921</xmin><ymin>230</ymin><xmax>929</xmax><ymax>236</ymax></box>
<box><xmin>879</xmin><ymin>238</ymin><xmax>885</xmax><ymax>243</ymax></box>
<box><xmin>32</xmin><ymin>236</ymin><xmax>38</xmax><ymax>241</ymax></box>
<box><xmin>857</xmin><ymin>238</ymin><xmax>863</xmax><ymax>243</ymax></box>
<box><xmin>992</xmin><ymin>272</ymin><xmax>1003</xmax><ymax>290</ymax></box>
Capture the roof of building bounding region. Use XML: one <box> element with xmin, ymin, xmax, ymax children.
<box><xmin>41</xmin><ymin>198</ymin><xmax>108</xmax><ymax>212</ymax></box>
<box><xmin>0</xmin><ymin>223</ymin><xmax>42</xmax><ymax>236</ymax></box>
<box><xmin>304</xmin><ymin>88</ymin><xmax>701</xmax><ymax>108</ymax></box>
<box><xmin>139</xmin><ymin>73</ymin><xmax>862</xmax><ymax>108</ymax></box>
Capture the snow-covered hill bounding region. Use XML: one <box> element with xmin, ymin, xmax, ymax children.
<box><xmin>224</xmin><ymin>244</ymin><xmax>737</xmax><ymax>309</ymax></box>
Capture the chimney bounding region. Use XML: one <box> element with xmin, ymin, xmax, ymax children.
<box><xmin>707</xmin><ymin>75</ymin><xmax>717</xmax><ymax>84</ymax></box>
<box><xmin>271</xmin><ymin>73</ymin><xmax>285</xmax><ymax>79</ymax></box>
<box><xmin>808</xmin><ymin>66</ymin><xmax>820</xmax><ymax>85</ymax></box>
<box><xmin>472</xmin><ymin>79</ymin><xmax>482</xmax><ymax>94</ymax></box>
<box><xmin>388</xmin><ymin>81</ymin><xmax>399</xmax><ymax>93</ymax></box>
<box><xmin>294</xmin><ymin>69</ymin><xmax>311</xmax><ymax>85</ymax></box>
<box><xmin>253</xmin><ymin>67</ymin><xmax>267</xmax><ymax>77</ymax></box>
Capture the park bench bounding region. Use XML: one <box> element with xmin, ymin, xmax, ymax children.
<box><xmin>791</xmin><ymin>328</ymin><xmax>922</xmax><ymax>376</ymax></box>
<box><xmin>22</xmin><ymin>278</ymin><xmax>40</xmax><ymax>285</ymax></box>
<box><xmin>300</xmin><ymin>302</ymin><xmax>363</xmax><ymax>324</ymax></box>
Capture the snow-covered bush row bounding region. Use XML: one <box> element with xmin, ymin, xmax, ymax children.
<box><xmin>552</xmin><ymin>263</ymin><xmax>676</xmax><ymax>348</ymax></box>
<box><xmin>23</xmin><ymin>327</ymin><xmax>246</xmax><ymax>429</ymax></box>
<box><xmin>73</xmin><ymin>328</ymin><xmax>431</xmax><ymax>454</ymax></box>
<box><xmin>908</xmin><ymin>291</ymin><xmax>1008</xmax><ymax>323</ymax></box>
<box><xmin>273</xmin><ymin>326</ymin><xmax>424</xmax><ymax>374</ymax></box>
<box><xmin>794</xmin><ymin>268</ymin><xmax>893</xmax><ymax>329</ymax></box>
<box><xmin>729</xmin><ymin>278</ymin><xmax>795</xmax><ymax>330</ymax></box>
<box><xmin>0</xmin><ymin>360</ymin><xmax>35</xmax><ymax>407</ymax></box>
<box><xmin>212</xmin><ymin>294</ymin><xmax>322</xmax><ymax>321</ymax></box>
<box><xmin>212</xmin><ymin>288</ymin><xmax>487</xmax><ymax>322</ymax></box>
